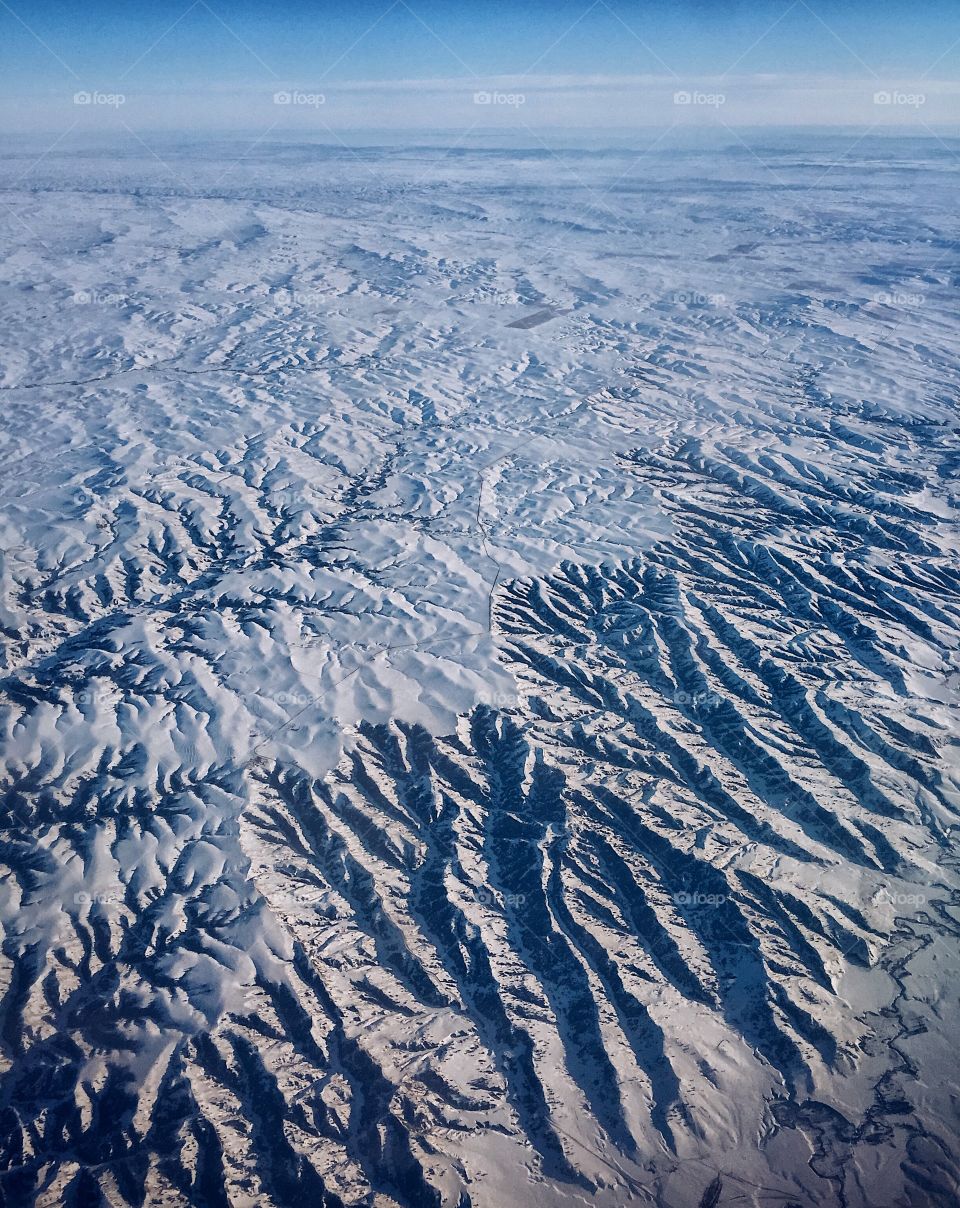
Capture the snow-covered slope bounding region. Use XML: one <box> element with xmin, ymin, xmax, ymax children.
<box><xmin>0</xmin><ymin>133</ymin><xmax>958</xmax><ymax>1206</ymax></box>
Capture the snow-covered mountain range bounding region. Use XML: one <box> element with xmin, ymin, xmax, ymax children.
<box><xmin>0</xmin><ymin>133</ymin><xmax>958</xmax><ymax>1206</ymax></box>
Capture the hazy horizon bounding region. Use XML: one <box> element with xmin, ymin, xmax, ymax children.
<box><xmin>1</xmin><ymin>0</ymin><xmax>958</xmax><ymax>131</ymax></box>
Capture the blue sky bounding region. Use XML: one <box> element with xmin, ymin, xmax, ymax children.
<box><xmin>1</xmin><ymin>0</ymin><xmax>958</xmax><ymax>130</ymax></box>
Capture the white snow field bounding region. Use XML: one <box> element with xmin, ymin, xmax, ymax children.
<box><xmin>0</xmin><ymin>131</ymin><xmax>959</xmax><ymax>1207</ymax></box>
